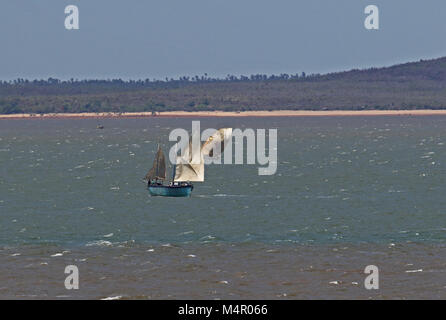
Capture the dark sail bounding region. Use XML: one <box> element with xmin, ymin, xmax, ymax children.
<box><xmin>145</xmin><ymin>146</ymin><xmax>166</xmax><ymax>181</ymax></box>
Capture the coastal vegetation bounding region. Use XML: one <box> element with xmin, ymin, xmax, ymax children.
<box><xmin>1</xmin><ymin>57</ymin><xmax>446</xmax><ymax>114</ymax></box>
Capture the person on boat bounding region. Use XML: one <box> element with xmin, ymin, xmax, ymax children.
<box><xmin>148</xmin><ymin>178</ymin><xmax>162</xmax><ymax>187</ymax></box>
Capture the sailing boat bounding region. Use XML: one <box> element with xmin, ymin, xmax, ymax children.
<box><xmin>144</xmin><ymin>144</ymin><xmax>194</xmax><ymax>197</ymax></box>
<box><xmin>144</xmin><ymin>128</ymin><xmax>232</xmax><ymax>197</ymax></box>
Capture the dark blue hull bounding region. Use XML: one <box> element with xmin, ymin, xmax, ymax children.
<box><xmin>148</xmin><ymin>184</ymin><xmax>193</xmax><ymax>197</ymax></box>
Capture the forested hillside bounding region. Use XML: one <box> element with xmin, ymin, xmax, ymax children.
<box><xmin>1</xmin><ymin>57</ymin><xmax>446</xmax><ymax>114</ymax></box>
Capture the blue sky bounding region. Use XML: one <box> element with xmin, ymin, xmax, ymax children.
<box><xmin>1</xmin><ymin>0</ymin><xmax>445</xmax><ymax>80</ymax></box>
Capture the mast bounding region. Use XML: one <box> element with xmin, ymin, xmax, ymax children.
<box><xmin>172</xmin><ymin>164</ymin><xmax>176</xmax><ymax>182</ymax></box>
<box><xmin>156</xmin><ymin>143</ymin><xmax>160</xmax><ymax>180</ymax></box>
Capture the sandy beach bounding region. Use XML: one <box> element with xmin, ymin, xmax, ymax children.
<box><xmin>1</xmin><ymin>109</ymin><xmax>446</xmax><ymax>119</ymax></box>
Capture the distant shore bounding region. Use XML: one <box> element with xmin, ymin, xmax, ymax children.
<box><xmin>2</xmin><ymin>109</ymin><xmax>446</xmax><ymax>119</ymax></box>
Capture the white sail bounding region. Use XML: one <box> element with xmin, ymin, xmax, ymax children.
<box><xmin>174</xmin><ymin>142</ymin><xmax>204</xmax><ymax>182</ymax></box>
<box><xmin>174</xmin><ymin>158</ymin><xmax>204</xmax><ymax>182</ymax></box>
<box><xmin>201</xmin><ymin>128</ymin><xmax>233</xmax><ymax>159</ymax></box>
<box><xmin>174</xmin><ymin>128</ymin><xmax>232</xmax><ymax>182</ymax></box>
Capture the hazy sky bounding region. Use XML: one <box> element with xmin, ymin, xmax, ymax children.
<box><xmin>1</xmin><ymin>0</ymin><xmax>445</xmax><ymax>80</ymax></box>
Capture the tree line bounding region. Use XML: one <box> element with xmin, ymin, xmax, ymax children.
<box><xmin>1</xmin><ymin>57</ymin><xmax>446</xmax><ymax>114</ymax></box>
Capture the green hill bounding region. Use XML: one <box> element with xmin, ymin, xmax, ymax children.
<box><xmin>2</xmin><ymin>57</ymin><xmax>446</xmax><ymax>114</ymax></box>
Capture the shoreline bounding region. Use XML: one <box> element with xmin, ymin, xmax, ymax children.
<box><xmin>1</xmin><ymin>109</ymin><xmax>446</xmax><ymax>119</ymax></box>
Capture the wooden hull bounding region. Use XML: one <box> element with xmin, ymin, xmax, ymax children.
<box><xmin>148</xmin><ymin>184</ymin><xmax>193</xmax><ymax>197</ymax></box>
